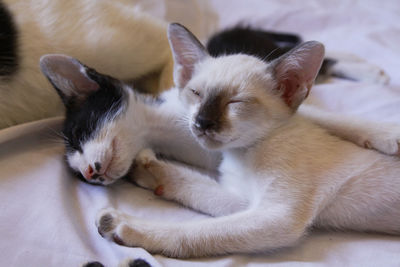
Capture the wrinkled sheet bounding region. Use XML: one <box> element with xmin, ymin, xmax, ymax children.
<box><xmin>1</xmin><ymin>0</ymin><xmax>400</xmax><ymax>266</ymax></box>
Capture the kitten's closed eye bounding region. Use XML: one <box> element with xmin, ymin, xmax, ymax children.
<box><xmin>190</xmin><ymin>88</ymin><xmax>201</xmax><ymax>97</ymax></box>
<box><xmin>227</xmin><ymin>99</ymin><xmax>244</xmax><ymax>105</ymax></box>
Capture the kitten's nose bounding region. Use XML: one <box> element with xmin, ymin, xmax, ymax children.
<box><xmin>195</xmin><ymin>115</ymin><xmax>216</xmax><ymax>131</ymax></box>
<box><xmin>84</xmin><ymin>165</ymin><xmax>95</xmax><ymax>179</ymax></box>
<box><xmin>84</xmin><ymin>162</ymin><xmax>101</xmax><ymax>180</ymax></box>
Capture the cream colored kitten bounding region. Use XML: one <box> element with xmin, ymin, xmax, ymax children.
<box><xmin>95</xmin><ymin>24</ymin><xmax>400</xmax><ymax>258</ymax></box>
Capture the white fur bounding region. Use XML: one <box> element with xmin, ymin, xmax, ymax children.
<box><xmin>94</xmin><ymin>25</ymin><xmax>400</xmax><ymax>258</ymax></box>
<box><xmin>0</xmin><ymin>0</ymin><xmax>173</xmax><ymax>129</ymax></box>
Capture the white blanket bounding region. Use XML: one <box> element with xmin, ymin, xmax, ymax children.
<box><xmin>1</xmin><ymin>0</ymin><xmax>400</xmax><ymax>266</ymax></box>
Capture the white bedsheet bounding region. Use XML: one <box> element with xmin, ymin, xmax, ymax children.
<box><xmin>1</xmin><ymin>0</ymin><xmax>400</xmax><ymax>266</ymax></box>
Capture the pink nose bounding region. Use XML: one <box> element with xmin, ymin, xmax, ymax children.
<box><xmin>84</xmin><ymin>165</ymin><xmax>95</xmax><ymax>180</ymax></box>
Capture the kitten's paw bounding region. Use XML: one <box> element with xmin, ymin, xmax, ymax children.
<box><xmin>96</xmin><ymin>208</ymin><xmax>144</xmax><ymax>248</ymax></box>
<box><xmin>360</xmin><ymin>126</ymin><xmax>400</xmax><ymax>156</ymax></box>
<box><xmin>330</xmin><ymin>57</ymin><xmax>390</xmax><ymax>85</ymax></box>
<box><xmin>96</xmin><ymin>208</ymin><xmax>131</xmax><ymax>240</ymax></box>
<box><xmin>96</xmin><ymin>208</ymin><xmax>121</xmax><ymax>240</ymax></box>
<box><xmin>130</xmin><ymin>164</ymin><xmax>158</xmax><ymax>191</ymax></box>
<box><xmin>359</xmin><ymin>65</ymin><xmax>390</xmax><ymax>85</ymax></box>
<box><xmin>131</xmin><ymin>149</ymin><xmax>165</xmax><ymax>196</ymax></box>
<box><xmin>136</xmin><ymin>149</ymin><xmax>157</xmax><ymax>168</ymax></box>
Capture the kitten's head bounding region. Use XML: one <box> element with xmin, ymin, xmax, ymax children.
<box><xmin>168</xmin><ymin>23</ymin><xmax>324</xmax><ymax>150</ymax></box>
<box><xmin>40</xmin><ymin>55</ymin><xmax>140</xmax><ymax>185</ymax></box>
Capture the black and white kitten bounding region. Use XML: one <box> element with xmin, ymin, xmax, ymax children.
<box><xmin>40</xmin><ymin>54</ymin><xmax>219</xmax><ymax>185</ymax></box>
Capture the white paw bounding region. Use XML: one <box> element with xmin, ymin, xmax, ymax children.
<box><xmin>132</xmin><ymin>149</ymin><xmax>168</xmax><ymax>196</ymax></box>
<box><xmin>96</xmin><ymin>208</ymin><xmax>123</xmax><ymax>241</ymax></box>
<box><xmin>360</xmin><ymin>125</ymin><xmax>400</xmax><ymax>156</ymax></box>
<box><xmin>136</xmin><ymin>148</ymin><xmax>157</xmax><ymax>166</ymax></box>
<box><xmin>130</xmin><ymin>165</ymin><xmax>159</xmax><ymax>191</ymax></box>
<box><xmin>364</xmin><ymin>65</ymin><xmax>390</xmax><ymax>85</ymax></box>
<box><xmin>332</xmin><ymin>61</ymin><xmax>390</xmax><ymax>85</ymax></box>
<box><xmin>96</xmin><ymin>208</ymin><xmax>140</xmax><ymax>247</ymax></box>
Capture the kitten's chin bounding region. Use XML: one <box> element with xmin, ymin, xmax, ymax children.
<box><xmin>191</xmin><ymin>126</ymin><xmax>232</xmax><ymax>150</ymax></box>
<box><xmin>195</xmin><ymin>134</ymin><xmax>225</xmax><ymax>150</ymax></box>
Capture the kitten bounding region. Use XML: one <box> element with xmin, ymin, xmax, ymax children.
<box><xmin>0</xmin><ymin>0</ymin><xmax>173</xmax><ymax>129</ymax></box>
<box><xmin>87</xmin><ymin>24</ymin><xmax>400</xmax><ymax>258</ymax></box>
<box><xmin>39</xmin><ymin>54</ymin><xmax>219</xmax><ymax>185</ymax></box>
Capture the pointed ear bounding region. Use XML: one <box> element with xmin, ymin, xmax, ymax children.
<box><xmin>167</xmin><ymin>23</ymin><xmax>209</xmax><ymax>89</ymax></box>
<box><xmin>270</xmin><ymin>41</ymin><xmax>324</xmax><ymax>110</ymax></box>
<box><xmin>40</xmin><ymin>54</ymin><xmax>99</xmax><ymax>108</ymax></box>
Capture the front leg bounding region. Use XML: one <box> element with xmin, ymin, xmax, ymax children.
<box><xmin>95</xmin><ymin>204</ymin><xmax>309</xmax><ymax>258</ymax></box>
<box><xmin>130</xmin><ymin>149</ymin><xmax>248</xmax><ymax>217</ymax></box>
<box><xmin>300</xmin><ymin>105</ymin><xmax>400</xmax><ymax>155</ymax></box>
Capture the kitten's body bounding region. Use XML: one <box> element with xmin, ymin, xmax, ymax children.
<box><xmin>118</xmin><ymin>110</ymin><xmax>400</xmax><ymax>257</ymax></box>
<box><xmin>91</xmin><ymin>24</ymin><xmax>398</xmax><ymax>258</ymax></box>
<box><xmin>222</xmin><ymin>114</ymin><xmax>400</xmax><ymax>234</ymax></box>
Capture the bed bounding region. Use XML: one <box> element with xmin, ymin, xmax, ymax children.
<box><xmin>1</xmin><ymin>0</ymin><xmax>400</xmax><ymax>266</ymax></box>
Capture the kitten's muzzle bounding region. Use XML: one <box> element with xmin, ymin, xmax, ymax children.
<box><xmin>84</xmin><ymin>162</ymin><xmax>105</xmax><ymax>182</ymax></box>
<box><xmin>83</xmin><ymin>155</ymin><xmax>113</xmax><ymax>183</ymax></box>
<box><xmin>195</xmin><ymin>115</ymin><xmax>217</xmax><ymax>132</ymax></box>
<box><xmin>82</xmin><ymin>138</ymin><xmax>117</xmax><ymax>184</ymax></box>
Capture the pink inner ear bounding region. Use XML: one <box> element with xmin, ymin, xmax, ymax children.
<box><xmin>41</xmin><ymin>54</ymin><xmax>99</xmax><ymax>96</ymax></box>
<box><xmin>279</xmin><ymin>72</ymin><xmax>306</xmax><ymax>108</ymax></box>
<box><xmin>168</xmin><ymin>23</ymin><xmax>208</xmax><ymax>88</ymax></box>
<box><xmin>72</xmin><ymin>71</ymin><xmax>99</xmax><ymax>94</ymax></box>
<box><xmin>274</xmin><ymin>41</ymin><xmax>324</xmax><ymax>110</ymax></box>
<box><xmin>52</xmin><ymin>56</ymin><xmax>99</xmax><ymax>94</ymax></box>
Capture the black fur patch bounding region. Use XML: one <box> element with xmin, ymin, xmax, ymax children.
<box><xmin>82</xmin><ymin>262</ymin><xmax>104</xmax><ymax>267</ymax></box>
<box><xmin>206</xmin><ymin>26</ymin><xmax>301</xmax><ymax>61</ymax></box>
<box><xmin>195</xmin><ymin>91</ymin><xmax>225</xmax><ymax>132</ymax></box>
<box><xmin>0</xmin><ymin>1</ymin><xmax>18</xmax><ymax>76</ymax></box>
<box><xmin>63</xmin><ymin>70</ymin><xmax>126</xmax><ymax>154</ymax></box>
<box><xmin>207</xmin><ymin>26</ymin><xmax>335</xmax><ymax>78</ymax></box>
<box><xmin>128</xmin><ymin>259</ymin><xmax>152</xmax><ymax>267</ymax></box>
<box><xmin>318</xmin><ymin>57</ymin><xmax>337</xmax><ymax>77</ymax></box>
<box><xmin>82</xmin><ymin>259</ymin><xmax>151</xmax><ymax>267</ymax></box>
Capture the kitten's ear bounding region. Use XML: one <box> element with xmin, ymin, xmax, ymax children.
<box><xmin>270</xmin><ymin>41</ymin><xmax>324</xmax><ymax>110</ymax></box>
<box><xmin>168</xmin><ymin>23</ymin><xmax>209</xmax><ymax>88</ymax></box>
<box><xmin>40</xmin><ymin>54</ymin><xmax>99</xmax><ymax>108</ymax></box>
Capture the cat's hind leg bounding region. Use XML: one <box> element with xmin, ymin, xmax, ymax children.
<box><xmin>130</xmin><ymin>149</ymin><xmax>248</xmax><ymax>217</ymax></box>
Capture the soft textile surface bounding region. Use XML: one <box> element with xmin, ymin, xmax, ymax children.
<box><xmin>1</xmin><ymin>0</ymin><xmax>400</xmax><ymax>266</ymax></box>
